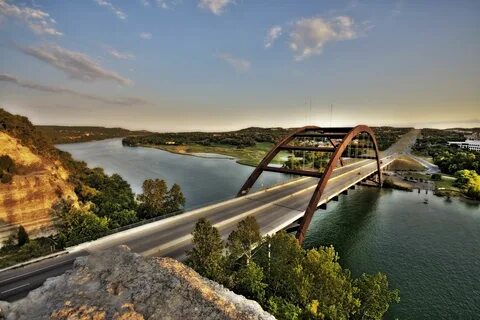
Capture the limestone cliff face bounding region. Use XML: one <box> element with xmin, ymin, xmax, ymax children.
<box><xmin>0</xmin><ymin>246</ymin><xmax>275</xmax><ymax>320</ymax></box>
<box><xmin>0</xmin><ymin>132</ymin><xmax>77</xmax><ymax>242</ymax></box>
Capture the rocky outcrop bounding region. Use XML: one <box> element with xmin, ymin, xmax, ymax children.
<box><xmin>0</xmin><ymin>246</ymin><xmax>275</xmax><ymax>320</ymax></box>
<box><xmin>0</xmin><ymin>132</ymin><xmax>77</xmax><ymax>243</ymax></box>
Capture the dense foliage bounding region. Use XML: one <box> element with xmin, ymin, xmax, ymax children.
<box><xmin>186</xmin><ymin>217</ymin><xmax>399</xmax><ymax>320</ymax></box>
<box><xmin>123</xmin><ymin>127</ymin><xmax>292</xmax><ymax>149</ymax></box>
<box><xmin>454</xmin><ymin>170</ymin><xmax>480</xmax><ymax>200</ymax></box>
<box><xmin>37</xmin><ymin>125</ymin><xmax>152</xmax><ymax>144</ymax></box>
<box><xmin>137</xmin><ymin>179</ymin><xmax>186</xmax><ymax>219</ymax></box>
<box><xmin>372</xmin><ymin>127</ymin><xmax>412</xmax><ymax>151</ymax></box>
<box><xmin>411</xmin><ymin>128</ymin><xmax>465</xmax><ymax>156</ymax></box>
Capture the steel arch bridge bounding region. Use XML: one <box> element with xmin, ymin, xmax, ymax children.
<box><xmin>237</xmin><ymin>125</ymin><xmax>382</xmax><ymax>244</ymax></box>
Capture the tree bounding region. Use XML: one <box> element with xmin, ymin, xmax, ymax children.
<box><xmin>454</xmin><ymin>170</ymin><xmax>480</xmax><ymax>200</ymax></box>
<box><xmin>353</xmin><ymin>273</ymin><xmax>400</xmax><ymax>320</ymax></box>
<box><xmin>53</xmin><ymin>200</ymin><xmax>109</xmax><ymax>247</ymax></box>
<box><xmin>17</xmin><ymin>225</ymin><xmax>29</xmax><ymax>246</ymax></box>
<box><xmin>254</xmin><ymin>231</ymin><xmax>304</xmax><ymax>303</ymax></box>
<box><xmin>234</xmin><ymin>262</ymin><xmax>267</xmax><ymax>302</ymax></box>
<box><xmin>227</xmin><ymin>216</ymin><xmax>261</xmax><ymax>266</ymax></box>
<box><xmin>137</xmin><ymin>179</ymin><xmax>168</xmax><ymax>219</ymax></box>
<box><xmin>301</xmin><ymin>247</ymin><xmax>360</xmax><ymax>319</ymax></box>
<box><xmin>164</xmin><ymin>183</ymin><xmax>186</xmax><ymax>213</ymax></box>
<box><xmin>185</xmin><ymin>218</ymin><xmax>225</xmax><ymax>283</ymax></box>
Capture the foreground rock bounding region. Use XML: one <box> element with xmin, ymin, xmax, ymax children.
<box><xmin>0</xmin><ymin>246</ymin><xmax>274</xmax><ymax>320</ymax></box>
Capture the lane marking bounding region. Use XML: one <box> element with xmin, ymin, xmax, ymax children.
<box><xmin>1</xmin><ymin>282</ymin><xmax>31</xmax><ymax>294</ymax></box>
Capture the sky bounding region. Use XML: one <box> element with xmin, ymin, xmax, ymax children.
<box><xmin>0</xmin><ymin>0</ymin><xmax>479</xmax><ymax>131</ymax></box>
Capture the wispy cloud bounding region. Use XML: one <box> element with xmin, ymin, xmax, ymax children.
<box><xmin>0</xmin><ymin>0</ymin><xmax>62</xmax><ymax>36</ymax></box>
<box><xmin>140</xmin><ymin>32</ymin><xmax>152</xmax><ymax>40</ymax></box>
<box><xmin>19</xmin><ymin>44</ymin><xmax>132</xmax><ymax>85</ymax></box>
<box><xmin>198</xmin><ymin>0</ymin><xmax>232</xmax><ymax>15</ymax></box>
<box><xmin>104</xmin><ymin>46</ymin><xmax>135</xmax><ymax>60</ymax></box>
<box><xmin>217</xmin><ymin>53</ymin><xmax>250</xmax><ymax>72</ymax></box>
<box><xmin>289</xmin><ymin>16</ymin><xmax>359</xmax><ymax>60</ymax></box>
<box><xmin>0</xmin><ymin>74</ymin><xmax>146</xmax><ymax>106</ymax></box>
<box><xmin>264</xmin><ymin>26</ymin><xmax>282</xmax><ymax>48</ymax></box>
<box><xmin>94</xmin><ymin>0</ymin><xmax>127</xmax><ymax>20</ymax></box>
<box><xmin>140</xmin><ymin>0</ymin><xmax>150</xmax><ymax>6</ymax></box>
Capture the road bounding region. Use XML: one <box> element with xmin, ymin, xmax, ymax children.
<box><xmin>0</xmin><ymin>154</ymin><xmax>396</xmax><ymax>301</ymax></box>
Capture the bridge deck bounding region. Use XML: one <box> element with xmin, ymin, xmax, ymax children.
<box><xmin>0</xmin><ymin>155</ymin><xmax>396</xmax><ymax>301</ymax></box>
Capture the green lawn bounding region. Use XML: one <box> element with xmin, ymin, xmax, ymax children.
<box><xmin>146</xmin><ymin>142</ymin><xmax>289</xmax><ymax>167</ymax></box>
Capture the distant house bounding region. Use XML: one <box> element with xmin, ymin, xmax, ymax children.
<box><xmin>448</xmin><ymin>140</ymin><xmax>480</xmax><ymax>152</ymax></box>
<box><xmin>165</xmin><ymin>141</ymin><xmax>176</xmax><ymax>145</ymax></box>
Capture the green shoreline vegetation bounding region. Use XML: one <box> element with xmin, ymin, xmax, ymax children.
<box><xmin>0</xmin><ymin>109</ymin><xmax>186</xmax><ymax>268</ymax></box>
<box><xmin>411</xmin><ymin>128</ymin><xmax>480</xmax><ymax>200</ymax></box>
<box><xmin>186</xmin><ymin>216</ymin><xmax>399</xmax><ymax>320</ymax></box>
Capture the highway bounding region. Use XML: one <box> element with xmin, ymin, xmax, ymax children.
<box><xmin>0</xmin><ymin>154</ymin><xmax>396</xmax><ymax>301</ymax></box>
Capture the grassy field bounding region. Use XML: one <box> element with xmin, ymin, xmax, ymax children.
<box><xmin>389</xmin><ymin>155</ymin><xmax>425</xmax><ymax>171</ymax></box>
<box><xmin>147</xmin><ymin>142</ymin><xmax>290</xmax><ymax>166</ymax></box>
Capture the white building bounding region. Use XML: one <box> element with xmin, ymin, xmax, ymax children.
<box><xmin>448</xmin><ymin>140</ymin><xmax>480</xmax><ymax>152</ymax></box>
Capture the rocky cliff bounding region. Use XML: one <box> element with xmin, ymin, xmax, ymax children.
<box><xmin>0</xmin><ymin>131</ymin><xmax>77</xmax><ymax>243</ymax></box>
<box><xmin>0</xmin><ymin>246</ymin><xmax>275</xmax><ymax>320</ymax></box>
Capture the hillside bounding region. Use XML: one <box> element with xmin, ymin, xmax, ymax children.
<box><xmin>37</xmin><ymin>125</ymin><xmax>153</xmax><ymax>144</ymax></box>
<box><xmin>0</xmin><ymin>246</ymin><xmax>274</xmax><ymax>320</ymax></box>
<box><xmin>0</xmin><ymin>110</ymin><xmax>78</xmax><ymax>243</ymax></box>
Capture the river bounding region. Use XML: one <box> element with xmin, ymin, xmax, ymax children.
<box><xmin>57</xmin><ymin>138</ymin><xmax>480</xmax><ymax>319</ymax></box>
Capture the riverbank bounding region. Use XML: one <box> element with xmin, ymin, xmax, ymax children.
<box><xmin>133</xmin><ymin>142</ymin><xmax>285</xmax><ymax>167</ymax></box>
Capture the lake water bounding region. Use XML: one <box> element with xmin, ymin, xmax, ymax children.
<box><xmin>57</xmin><ymin>138</ymin><xmax>480</xmax><ymax>319</ymax></box>
<box><xmin>56</xmin><ymin>138</ymin><xmax>292</xmax><ymax>209</ymax></box>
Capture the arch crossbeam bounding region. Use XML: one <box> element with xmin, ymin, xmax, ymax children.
<box><xmin>237</xmin><ymin>125</ymin><xmax>382</xmax><ymax>244</ymax></box>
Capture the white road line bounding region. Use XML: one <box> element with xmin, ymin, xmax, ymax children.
<box><xmin>1</xmin><ymin>283</ymin><xmax>31</xmax><ymax>294</ymax></box>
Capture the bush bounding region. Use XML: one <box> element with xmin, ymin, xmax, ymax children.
<box><xmin>431</xmin><ymin>173</ymin><xmax>442</xmax><ymax>181</ymax></box>
<box><xmin>17</xmin><ymin>226</ymin><xmax>29</xmax><ymax>246</ymax></box>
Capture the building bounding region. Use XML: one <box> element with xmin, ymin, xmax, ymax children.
<box><xmin>448</xmin><ymin>140</ymin><xmax>480</xmax><ymax>152</ymax></box>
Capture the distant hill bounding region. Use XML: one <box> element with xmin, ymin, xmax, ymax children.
<box><xmin>36</xmin><ymin>125</ymin><xmax>153</xmax><ymax>144</ymax></box>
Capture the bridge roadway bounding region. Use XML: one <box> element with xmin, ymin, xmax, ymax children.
<box><xmin>0</xmin><ymin>154</ymin><xmax>396</xmax><ymax>301</ymax></box>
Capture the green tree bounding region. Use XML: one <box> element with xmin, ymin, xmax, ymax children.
<box><xmin>164</xmin><ymin>183</ymin><xmax>186</xmax><ymax>213</ymax></box>
<box><xmin>454</xmin><ymin>170</ymin><xmax>480</xmax><ymax>200</ymax></box>
<box><xmin>53</xmin><ymin>200</ymin><xmax>109</xmax><ymax>247</ymax></box>
<box><xmin>137</xmin><ymin>178</ymin><xmax>168</xmax><ymax>219</ymax></box>
<box><xmin>301</xmin><ymin>247</ymin><xmax>360</xmax><ymax>319</ymax></box>
<box><xmin>353</xmin><ymin>273</ymin><xmax>400</xmax><ymax>320</ymax></box>
<box><xmin>234</xmin><ymin>261</ymin><xmax>267</xmax><ymax>302</ymax></box>
<box><xmin>267</xmin><ymin>296</ymin><xmax>302</xmax><ymax>320</ymax></box>
<box><xmin>227</xmin><ymin>216</ymin><xmax>261</xmax><ymax>266</ymax></box>
<box><xmin>255</xmin><ymin>231</ymin><xmax>304</xmax><ymax>303</ymax></box>
<box><xmin>17</xmin><ymin>225</ymin><xmax>29</xmax><ymax>246</ymax></box>
<box><xmin>186</xmin><ymin>218</ymin><xmax>225</xmax><ymax>283</ymax></box>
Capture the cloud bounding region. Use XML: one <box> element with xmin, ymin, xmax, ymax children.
<box><xmin>217</xmin><ymin>53</ymin><xmax>250</xmax><ymax>72</ymax></box>
<box><xmin>104</xmin><ymin>46</ymin><xmax>135</xmax><ymax>60</ymax></box>
<box><xmin>19</xmin><ymin>44</ymin><xmax>132</xmax><ymax>85</ymax></box>
<box><xmin>140</xmin><ymin>0</ymin><xmax>150</xmax><ymax>6</ymax></box>
<box><xmin>198</xmin><ymin>0</ymin><xmax>232</xmax><ymax>15</ymax></box>
<box><xmin>0</xmin><ymin>73</ymin><xmax>146</xmax><ymax>106</ymax></box>
<box><xmin>289</xmin><ymin>16</ymin><xmax>359</xmax><ymax>60</ymax></box>
<box><xmin>139</xmin><ymin>32</ymin><xmax>152</xmax><ymax>40</ymax></box>
<box><xmin>264</xmin><ymin>25</ymin><xmax>282</xmax><ymax>48</ymax></box>
<box><xmin>0</xmin><ymin>0</ymin><xmax>62</xmax><ymax>36</ymax></box>
<box><xmin>94</xmin><ymin>0</ymin><xmax>127</xmax><ymax>20</ymax></box>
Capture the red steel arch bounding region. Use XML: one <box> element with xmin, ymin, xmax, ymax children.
<box><xmin>237</xmin><ymin>125</ymin><xmax>382</xmax><ymax>244</ymax></box>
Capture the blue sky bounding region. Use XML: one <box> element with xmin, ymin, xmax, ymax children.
<box><xmin>0</xmin><ymin>0</ymin><xmax>479</xmax><ymax>131</ymax></box>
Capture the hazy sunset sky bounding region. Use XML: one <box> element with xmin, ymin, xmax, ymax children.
<box><xmin>0</xmin><ymin>0</ymin><xmax>479</xmax><ymax>131</ymax></box>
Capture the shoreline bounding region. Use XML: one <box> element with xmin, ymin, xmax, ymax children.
<box><xmin>129</xmin><ymin>143</ymin><xmax>261</xmax><ymax>168</ymax></box>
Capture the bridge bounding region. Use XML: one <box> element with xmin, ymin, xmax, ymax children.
<box><xmin>0</xmin><ymin>125</ymin><xmax>396</xmax><ymax>301</ymax></box>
